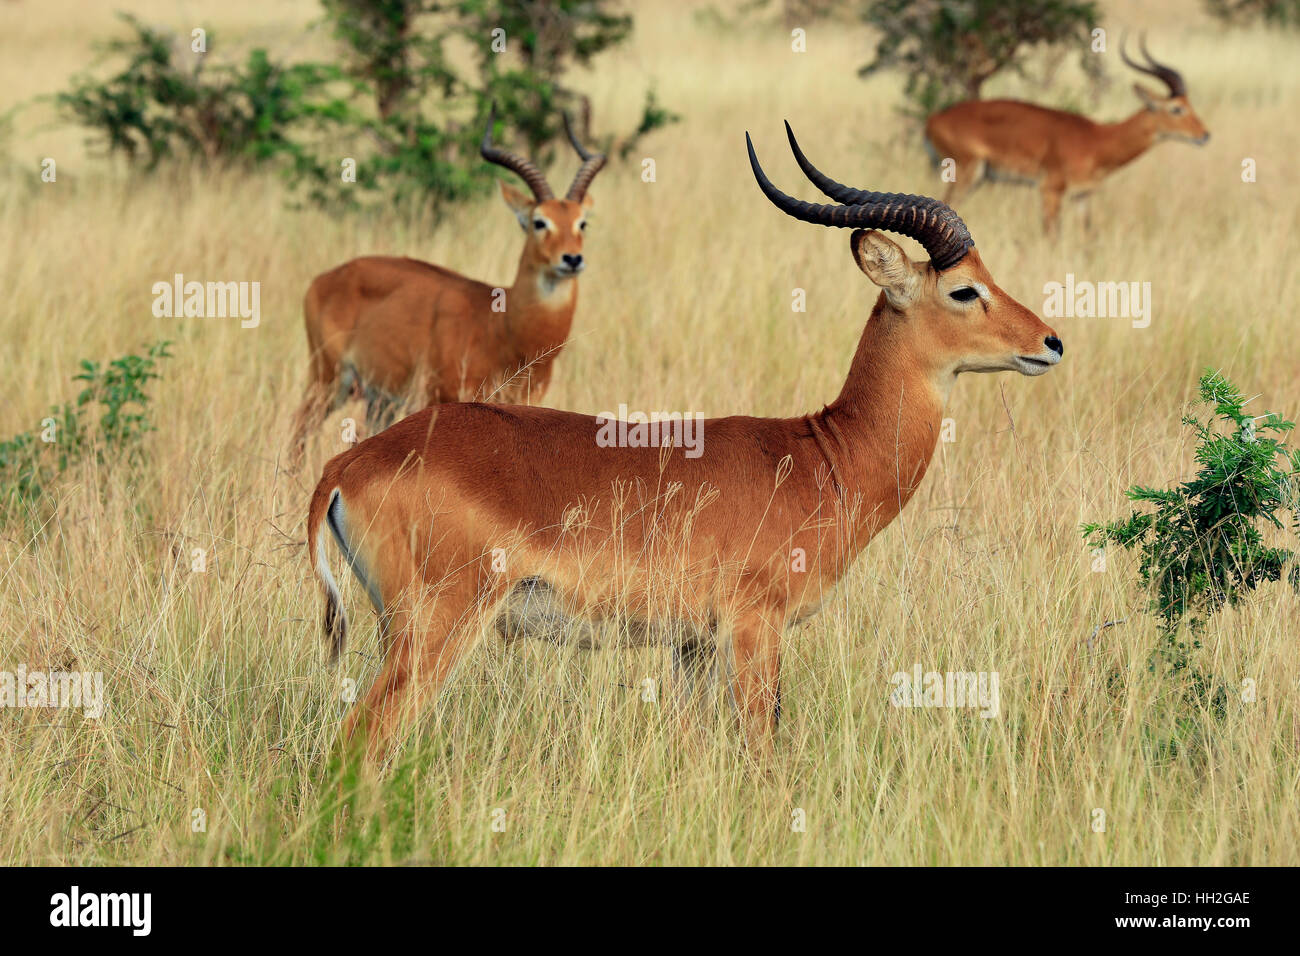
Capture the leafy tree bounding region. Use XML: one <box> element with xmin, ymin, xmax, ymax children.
<box><xmin>56</xmin><ymin>15</ymin><xmax>346</xmax><ymax>168</ymax></box>
<box><xmin>322</xmin><ymin>0</ymin><xmax>460</xmax><ymax>124</ymax></box>
<box><xmin>858</xmin><ymin>0</ymin><xmax>1101</xmax><ymax>115</ymax></box>
<box><xmin>55</xmin><ymin>3</ymin><xmax>677</xmax><ymax>214</ymax></box>
<box><xmin>1082</xmin><ymin>370</ymin><xmax>1300</xmax><ymax>715</ymax></box>
<box><xmin>1204</xmin><ymin>0</ymin><xmax>1300</xmax><ymax>27</ymax></box>
<box><xmin>310</xmin><ymin>0</ymin><xmax>676</xmax><ymax>209</ymax></box>
<box><xmin>457</xmin><ymin>0</ymin><xmax>632</xmax><ymax>155</ymax></box>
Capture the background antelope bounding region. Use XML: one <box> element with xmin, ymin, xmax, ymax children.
<box><xmin>305</xmin><ymin>125</ymin><xmax>1064</xmax><ymax>763</ymax></box>
<box><xmin>925</xmin><ymin>36</ymin><xmax>1209</xmax><ymax>234</ymax></box>
<box><xmin>289</xmin><ymin>110</ymin><xmax>606</xmax><ymax>462</ymax></box>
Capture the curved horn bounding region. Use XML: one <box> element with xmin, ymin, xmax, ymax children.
<box><xmin>747</xmin><ymin>130</ymin><xmax>973</xmax><ymax>271</ymax></box>
<box><xmin>1138</xmin><ymin>34</ymin><xmax>1187</xmax><ymax>97</ymax></box>
<box><xmin>481</xmin><ymin>104</ymin><xmax>553</xmax><ymax>202</ymax></box>
<box><xmin>562</xmin><ymin>111</ymin><xmax>606</xmax><ymax>202</ymax></box>
<box><xmin>1120</xmin><ymin>33</ymin><xmax>1186</xmax><ymax>98</ymax></box>
<box><xmin>784</xmin><ymin>120</ymin><xmax>878</xmax><ymax>206</ymax></box>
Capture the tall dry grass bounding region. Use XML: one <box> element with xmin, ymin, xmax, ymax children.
<box><xmin>0</xmin><ymin>0</ymin><xmax>1297</xmax><ymax>864</ymax></box>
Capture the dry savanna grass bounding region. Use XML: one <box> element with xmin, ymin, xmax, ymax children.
<box><xmin>1</xmin><ymin>0</ymin><xmax>1297</xmax><ymax>865</ymax></box>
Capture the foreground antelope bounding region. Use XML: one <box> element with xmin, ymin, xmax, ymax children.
<box><xmin>289</xmin><ymin>111</ymin><xmax>606</xmax><ymax>462</ymax></box>
<box><xmin>925</xmin><ymin>37</ymin><xmax>1208</xmax><ymax>234</ymax></box>
<box><xmin>306</xmin><ymin>124</ymin><xmax>1064</xmax><ymax>762</ymax></box>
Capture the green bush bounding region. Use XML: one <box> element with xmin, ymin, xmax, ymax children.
<box><xmin>1083</xmin><ymin>370</ymin><xmax>1300</xmax><ymax>720</ymax></box>
<box><xmin>56</xmin><ymin>15</ymin><xmax>346</xmax><ymax>169</ymax></box>
<box><xmin>55</xmin><ymin>4</ymin><xmax>679</xmax><ymax>215</ymax></box>
<box><xmin>0</xmin><ymin>341</ymin><xmax>172</xmax><ymax>517</ymax></box>
<box><xmin>858</xmin><ymin>0</ymin><xmax>1101</xmax><ymax>116</ymax></box>
<box><xmin>1204</xmin><ymin>0</ymin><xmax>1300</xmax><ymax>28</ymax></box>
<box><xmin>305</xmin><ymin>0</ymin><xmax>677</xmax><ymax>210</ymax></box>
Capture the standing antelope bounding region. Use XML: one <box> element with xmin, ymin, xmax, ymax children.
<box><xmin>289</xmin><ymin>110</ymin><xmax>606</xmax><ymax>462</ymax></box>
<box><xmin>925</xmin><ymin>37</ymin><xmax>1209</xmax><ymax>234</ymax></box>
<box><xmin>306</xmin><ymin>123</ymin><xmax>1065</xmax><ymax>763</ymax></box>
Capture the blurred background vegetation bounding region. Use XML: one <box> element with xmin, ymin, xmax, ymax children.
<box><xmin>54</xmin><ymin>1</ymin><xmax>680</xmax><ymax>213</ymax></box>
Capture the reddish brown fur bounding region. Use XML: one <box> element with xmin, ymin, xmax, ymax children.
<box><xmin>307</xmin><ymin>232</ymin><xmax>1062</xmax><ymax>763</ymax></box>
<box><xmin>290</xmin><ymin>186</ymin><xmax>595</xmax><ymax>462</ymax></box>
<box><xmin>926</xmin><ymin>89</ymin><xmax>1209</xmax><ymax>234</ymax></box>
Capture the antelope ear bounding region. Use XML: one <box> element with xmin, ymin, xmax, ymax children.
<box><xmin>1132</xmin><ymin>83</ymin><xmax>1162</xmax><ymax>110</ymax></box>
<box><xmin>850</xmin><ymin>230</ymin><xmax>920</xmax><ymax>309</ymax></box>
<box><xmin>499</xmin><ymin>181</ymin><xmax>534</xmax><ymax>229</ymax></box>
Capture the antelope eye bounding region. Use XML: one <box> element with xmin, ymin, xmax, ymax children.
<box><xmin>533</xmin><ymin>219</ymin><xmax>547</xmax><ymax>230</ymax></box>
<box><xmin>1170</xmin><ymin>105</ymin><xmax>1184</xmax><ymax>115</ymax></box>
<box><xmin>949</xmin><ymin>287</ymin><xmax>979</xmax><ymax>302</ymax></box>
<box><xmin>578</xmin><ymin>221</ymin><xmax>587</xmax><ymax>231</ymax></box>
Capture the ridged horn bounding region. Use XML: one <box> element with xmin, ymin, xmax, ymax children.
<box><xmin>481</xmin><ymin>104</ymin><xmax>554</xmax><ymax>202</ymax></box>
<box><xmin>562</xmin><ymin>111</ymin><xmax>606</xmax><ymax>202</ymax></box>
<box><xmin>748</xmin><ymin>127</ymin><xmax>974</xmax><ymax>271</ymax></box>
<box><xmin>1121</xmin><ymin>33</ymin><xmax>1187</xmax><ymax>98</ymax></box>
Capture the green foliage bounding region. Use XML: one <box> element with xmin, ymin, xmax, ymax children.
<box><xmin>1083</xmin><ymin>370</ymin><xmax>1300</xmax><ymax>718</ymax></box>
<box><xmin>309</xmin><ymin>0</ymin><xmax>674</xmax><ymax>209</ymax></box>
<box><xmin>1204</xmin><ymin>0</ymin><xmax>1300</xmax><ymax>27</ymax></box>
<box><xmin>291</xmin><ymin>108</ymin><xmax>487</xmax><ymax>211</ymax></box>
<box><xmin>55</xmin><ymin>15</ymin><xmax>347</xmax><ymax>168</ymax></box>
<box><xmin>73</xmin><ymin>343</ymin><xmax>174</xmax><ymax>448</ymax></box>
<box><xmin>55</xmin><ymin>4</ymin><xmax>677</xmax><ymax>214</ymax></box>
<box><xmin>459</xmin><ymin>0</ymin><xmax>633</xmax><ymax>156</ymax></box>
<box><xmin>297</xmin><ymin>2</ymin><xmax>480</xmax><ymax>210</ymax></box>
<box><xmin>322</xmin><ymin>0</ymin><xmax>459</xmax><ymax>121</ymax></box>
<box><xmin>0</xmin><ymin>341</ymin><xmax>172</xmax><ymax>516</ymax></box>
<box><xmin>858</xmin><ymin>0</ymin><xmax>1101</xmax><ymax>115</ymax></box>
<box><xmin>618</xmin><ymin>87</ymin><xmax>682</xmax><ymax>161</ymax></box>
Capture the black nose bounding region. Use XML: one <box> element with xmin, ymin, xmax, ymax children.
<box><xmin>1045</xmin><ymin>335</ymin><xmax>1064</xmax><ymax>356</ymax></box>
<box><xmin>562</xmin><ymin>254</ymin><xmax>583</xmax><ymax>268</ymax></box>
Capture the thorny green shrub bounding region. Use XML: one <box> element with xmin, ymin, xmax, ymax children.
<box><xmin>56</xmin><ymin>15</ymin><xmax>346</xmax><ymax>169</ymax></box>
<box><xmin>1083</xmin><ymin>370</ymin><xmax>1300</xmax><ymax>725</ymax></box>
<box><xmin>0</xmin><ymin>341</ymin><xmax>173</xmax><ymax>518</ymax></box>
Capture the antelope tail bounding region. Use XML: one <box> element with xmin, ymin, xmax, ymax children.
<box><xmin>307</xmin><ymin>483</ymin><xmax>348</xmax><ymax>662</ymax></box>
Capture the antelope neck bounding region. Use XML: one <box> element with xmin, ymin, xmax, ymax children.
<box><xmin>807</xmin><ymin>299</ymin><xmax>946</xmax><ymax>520</ymax></box>
<box><xmin>1094</xmin><ymin>110</ymin><xmax>1161</xmax><ymax>174</ymax></box>
<box><xmin>501</xmin><ymin>254</ymin><xmax>578</xmax><ymax>354</ymax></box>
